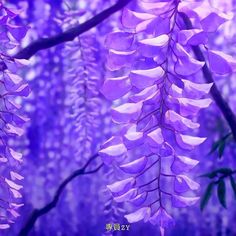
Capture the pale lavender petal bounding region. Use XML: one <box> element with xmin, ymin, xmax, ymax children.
<box><xmin>171</xmin><ymin>155</ymin><xmax>199</xmax><ymax>174</ymax></box>
<box><xmin>125</xmin><ymin>207</ymin><xmax>151</xmax><ymax>223</ymax></box>
<box><xmin>114</xmin><ymin>188</ymin><xmax>138</xmax><ymax>202</ymax></box>
<box><xmin>208</xmin><ymin>50</ymin><xmax>236</xmax><ymax>75</ymax></box>
<box><xmin>174</xmin><ymin>175</ymin><xmax>200</xmax><ymax>193</ymax></box>
<box><xmin>130</xmin><ymin>85</ymin><xmax>160</xmax><ymax>103</ymax></box>
<box><xmin>130</xmin><ymin>66</ymin><xmax>164</xmax><ymax>89</ymax></box>
<box><xmin>172</xmin><ymin>195</ymin><xmax>200</xmax><ymax>208</ymax></box>
<box><xmin>149</xmin><ymin>208</ymin><xmax>174</xmax><ymax>227</ymax></box>
<box><xmin>129</xmin><ymin>192</ymin><xmax>148</xmax><ymax>206</ymax></box>
<box><xmin>165</xmin><ymin>110</ymin><xmax>200</xmax><ymax>131</ymax></box>
<box><xmin>101</xmin><ymin>76</ymin><xmax>131</xmax><ymax>100</ymax></box>
<box><xmin>120</xmin><ymin>156</ymin><xmax>148</xmax><ymax>174</ymax></box>
<box><xmin>182</xmin><ymin>79</ymin><xmax>213</xmax><ymax>97</ymax></box>
<box><xmin>107</xmin><ymin>177</ymin><xmax>135</xmax><ymax>194</ymax></box>
<box><xmin>107</xmin><ymin>49</ymin><xmax>136</xmax><ymax>71</ymax></box>
<box><xmin>105</xmin><ymin>31</ymin><xmax>134</xmax><ymax>50</ymax></box>
<box><xmin>111</xmin><ymin>102</ymin><xmax>143</xmax><ymax>124</ymax></box>
<box><xmin>121</xmin><ymin>8</ymin><xmax>156</xmax><ymax>29</ymax></box>
<box><xmin>176</xmin><ymin>133</ymin><xmax>206</xmax><ymax>150</ymax></box>
<box><xmin>147</xmin><ymin>128</ymin><xmax>164</xmax><ymax>147</ymax></box>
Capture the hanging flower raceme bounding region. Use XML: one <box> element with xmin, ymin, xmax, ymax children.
<box><xmin>0</xmin><ymin>3</ymin><xmax>29</xmax><ymax>229</ymax></box>
<box><xmin>100</xmin><ymin>0</ymin><xmax>234</xmax><ymax>234</ymax></box>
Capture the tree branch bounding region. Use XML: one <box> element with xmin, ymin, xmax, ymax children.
<box><xmin>15</xmin><ymin>0</ymin><xmax>132</xmax><ymax>59</ymax></box>
<box><xmin>181</xmin><ymin>13</ymin><xmax>236</xmax><ymax>141</ymax></box>
<box><xmin>19</xmin><ymin>154</ymin><xmax>104</xmax><ymax>236</ymax></box>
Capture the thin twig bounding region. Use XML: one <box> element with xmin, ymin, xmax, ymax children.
<box><xmin>19</xmin><ymin>154</ymin><xmax>104</xmax><ymax>236</ymax></box>
<box><xmin>181</xmin><ymin>13</ymin><xmax>236</xmax><ymax>141</ymax></box>
<box><xmin>15</xmin><ymin>0</ymin><xmax>132</xmax><ymax>59</ymax></box>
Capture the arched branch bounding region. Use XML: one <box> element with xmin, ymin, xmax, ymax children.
<box><xmin>15</xmin><ymin>0</ymin><xmax>132</xmax><ymax>59</ymax></box>
<box><xmin>19</xmin><ymin>154</ymin><xmax>104</xmax><ymax>236</ymax></box>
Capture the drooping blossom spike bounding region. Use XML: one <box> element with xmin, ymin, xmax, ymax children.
<box><xmin>100</xmin><ymin>0</ymin><xmax>235</xmax><ymax>234</ymax></box>
<box><xmin>0</xmin><ymin>3</ymin><xmax>29</xmax><ymax>229</ymax></box>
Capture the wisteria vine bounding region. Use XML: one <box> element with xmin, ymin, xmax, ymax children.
<box><xmin>100</xmin><ymin>0</ymin><xmax>235</xmax><ymax>234</ymax></box>
<box><xmin>0</xmin><ymin>3</ymin><xmax>29</xmax><ymax>230</ymax></box>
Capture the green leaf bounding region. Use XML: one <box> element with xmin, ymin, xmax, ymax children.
<box><xmin>218</xmin><ymin>141</ymin><xmax>226</xmax><ymax>158</ymax></box>
<box><xmin>230</xmin><ymin>176</ymin><xmax>236</xmax><ymax>199</ymax></box>
<box><xmin>208</xmin><ymin>133</ymin><xmax>232</xmax><ymax>157</ymax></box>
<box><xmin>199</xmin><ymin>171</ymin><xmax>218</xmax><ymax>178</ymax></box>
<box><xmin>208</xmin><ymin>140</ymin><xmax>221</xmax><ymax>155</ymax></box>
<box><xmin>217</xmin><ymin>168</ymin><xmax>233</xmax><ymax>175</ymax></box>
<box><xmin>200</xmin><ymin>182</ymin><xmax>215</xmax><ymax>211</ymax></box>
<box><xmin>199</xmin><ymin>168</ymin><xmax>232</xmax><ymax>179</ymax></box>
<box><xmin>217</xmin><ymin>179</ymin><xmax>227</xmax><ymax>208</ymax></box>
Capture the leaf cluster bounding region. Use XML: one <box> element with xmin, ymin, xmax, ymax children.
<box><xmin>200</xmin><ymin>168</ymin><xmax>236</xmax><ymax>210</ymax></box>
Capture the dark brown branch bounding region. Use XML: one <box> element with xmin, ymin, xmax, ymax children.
<box><xmin>15</xmin><ymin>0</ymin><xmax>132</xmax><ymax>59</ymax></box>
<box><xmin>181</xmin><ymin>13</ymin><xmax>236</xmax><ymax>141</ymax></box>
<box><xmin>19</xmin><ymin>154</ymin><xmax>104</xmax><ymax>236</ymax></box>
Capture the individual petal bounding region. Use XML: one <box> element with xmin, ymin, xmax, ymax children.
<box><xmin>177</xmin><ymin>97</ymin><xmax>212</xmax><ymax>116</ymax></box>
<box><xmin>123</xmin><ymin>125</ymin><xmax>144</xmax><ymax>148</ymax></box>
<box><xmin>120</xmin><ymin>156</ymin><xmax>148</xmax><ymax>174</ymax></box>
<box><xmin>10</xmin><ymin>171</ymin><xmax>24</xmax><ymax>181</ymax></box>
<box><xmin>130</xmin><ymin>66</ymin><xmax>164</xmax><ymax>89</ymax></box>
<box><xmin>176</xmin><ymin>133</ymin><xmax>206</xmax><ymax>150</ymax></box>
<box><xmin>171</xmin><ymin>155</ymin><xmax>199</xmax><ymax>174</ymax></box>
<box><xmin>135</xmin><ymin>18</ymin><xmax>156</xmax><ymax>33</ymax></box>
<box><xmin>208</xmin><ymin>50</ymin><xmax>236</xmax><ymax>75</ymax></box>
<box><xmin>99</xmin><ymin>142</ymin><xmax>127</xmax><ymax>165</ymax></box>
<box><xmin>139</xmin><ymin>1</ymin><xmax>172</xmax><ymax>15</ymax></box>
<box><xmin>129</xmin><ymin>192</ymin><xmax>148</xmax><ymax>206</ymax></box>
<box><xmin>114</xmin><ymin>188</ymin><xmax>138</xmax><ymax>202</ymax></box>
<box><xmin>130</xmin><ymin>85</ymin><xmax>160</xmax><ymax>103</ymax></box>
<box><xmin>200</xmin><ymin>10</ymin><xmax>233</xmax><ymax>32</ymax></box>
<box><xmin>9</xmin><ymin>188</ymin><xmax>22</xmax><ymax>198</ymax></box>
<box><xmin>169</xmin><ymin>84</ymin><xmax>183</xmax><ymax>98</ymax></box>
<box><xmin>101</xmin><ymin>76</ymin><xmax>131</xmax><ymax>100</ymax></box>
<box><xmin>147</xmin><ymin>128</ymin><xmax>164</xmax><ymax>147</ymax></box>
<box><xmin>138</xmin><ymin>34</ymin><xmax>169</xmax><ymax>57</ymax></box>
<box><xmin>7</xmin><ymin>24</ymin><xmax>29</xmax><ymax>41</ymax></box>
<box><xmin>0</xmin><ymin>157</ymin><xmax>8</xmax><ymax>162</ymax></box>
<box><xmin>172</xmin><ymin>195</ymin><xmax>200</xmax><ymax>208</ymax></box>
<box><xmin>12</xmin><ymin>114</ymin><xmax>30</xmax><ymax>126</ymax></box>
<box><xmin>105</xmin><ymin>31</ymin><xmax>134</xmax><ymax>50</ymax></box>
<box><xmin>7</xmin><ymin>84</ymin><xmax>30</xmax><ymax>97</ymax></box>
<box><xmin>5</xmin><ymin>178</ymin><xmax>23</xmax><ymax>190</ymax></box>
<box><xmin>5</xmin><ymin>123</ymin><xmax>24</xmax><ymax>136</ymax></box>
<box><xmin>8</xmin><ymin>208</ymin><xmax>20</xmax><ymax>218</ymax></box>
<box><xmin>107</xmin><ymin>177</ymin><xmax>135</xmax><ymax>194</ymax></box>
<box><xmin>174</xmin><ymin>175</ymin><xmax>200</xmax><ymax>193</ymax></box>
<box><xmin>165</xmin><ymin>110</ymin><xmax>200</xmax><ymax>131</ymax></box>
<box><xmin>121</xmin><ymin>8</ymin><xmax>156</xmax><ymax>29</ymax></box>
<box><xmin>175</xmin><ymin>57</ymin><xmax>205</xmax><ymax>76</ymax></box>
<box><xmin>111</xmin><ymin>102</ymin><xmax>143</xmax><ymax>124</ymax></box>
<box><xmin>149</xmin><ymin>208</ymin><xmax>174</xmax><ymax>227</ymax></box>
<box><xmin>107</xmin><ymin>49</ymin><xmax>136</xmax><ymax>71</ymax></box>
<box><xmin>0</xmin><ymin>224</ymin><xmax>10</xmax><ymax>229</ymax></box>
<box><xmin>4</xmin><ymin>72</ymin><xmax>22</xmax><ymax>85</ymax></box>
<box><xmin>5</xmin><ymin>147</ymin><xmax>23</xmax><ymax>162</ymax></box>
<box><xmin>182</xmin><ymin>79</ymin><xmax>213</xmax><ymax>97</ymax></box>
<box><xmin>178</xmin><ymin>29</ymin><xmax>208</xmax><ymax>46</ymax></box>
<box><xmin>125</xmin><ymin>207</ymin><xmax>151</xmax><ymax>223</ymax></box>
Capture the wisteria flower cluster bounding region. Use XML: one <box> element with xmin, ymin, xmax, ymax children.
<box><xmin>0</xmin><ymin>3</ymin><xmax>29</xmax><ymax>229</ymax></box>
<box><xmin>100</xmin><ymin>0</ymin><xmax>235</xmax><ymax>234</ymax></box>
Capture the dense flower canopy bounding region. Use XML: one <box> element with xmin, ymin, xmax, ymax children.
<box><xmin>0</xmin><ymin>0</ymin><xmax>236</xmax><ymax>236</ymax></box>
